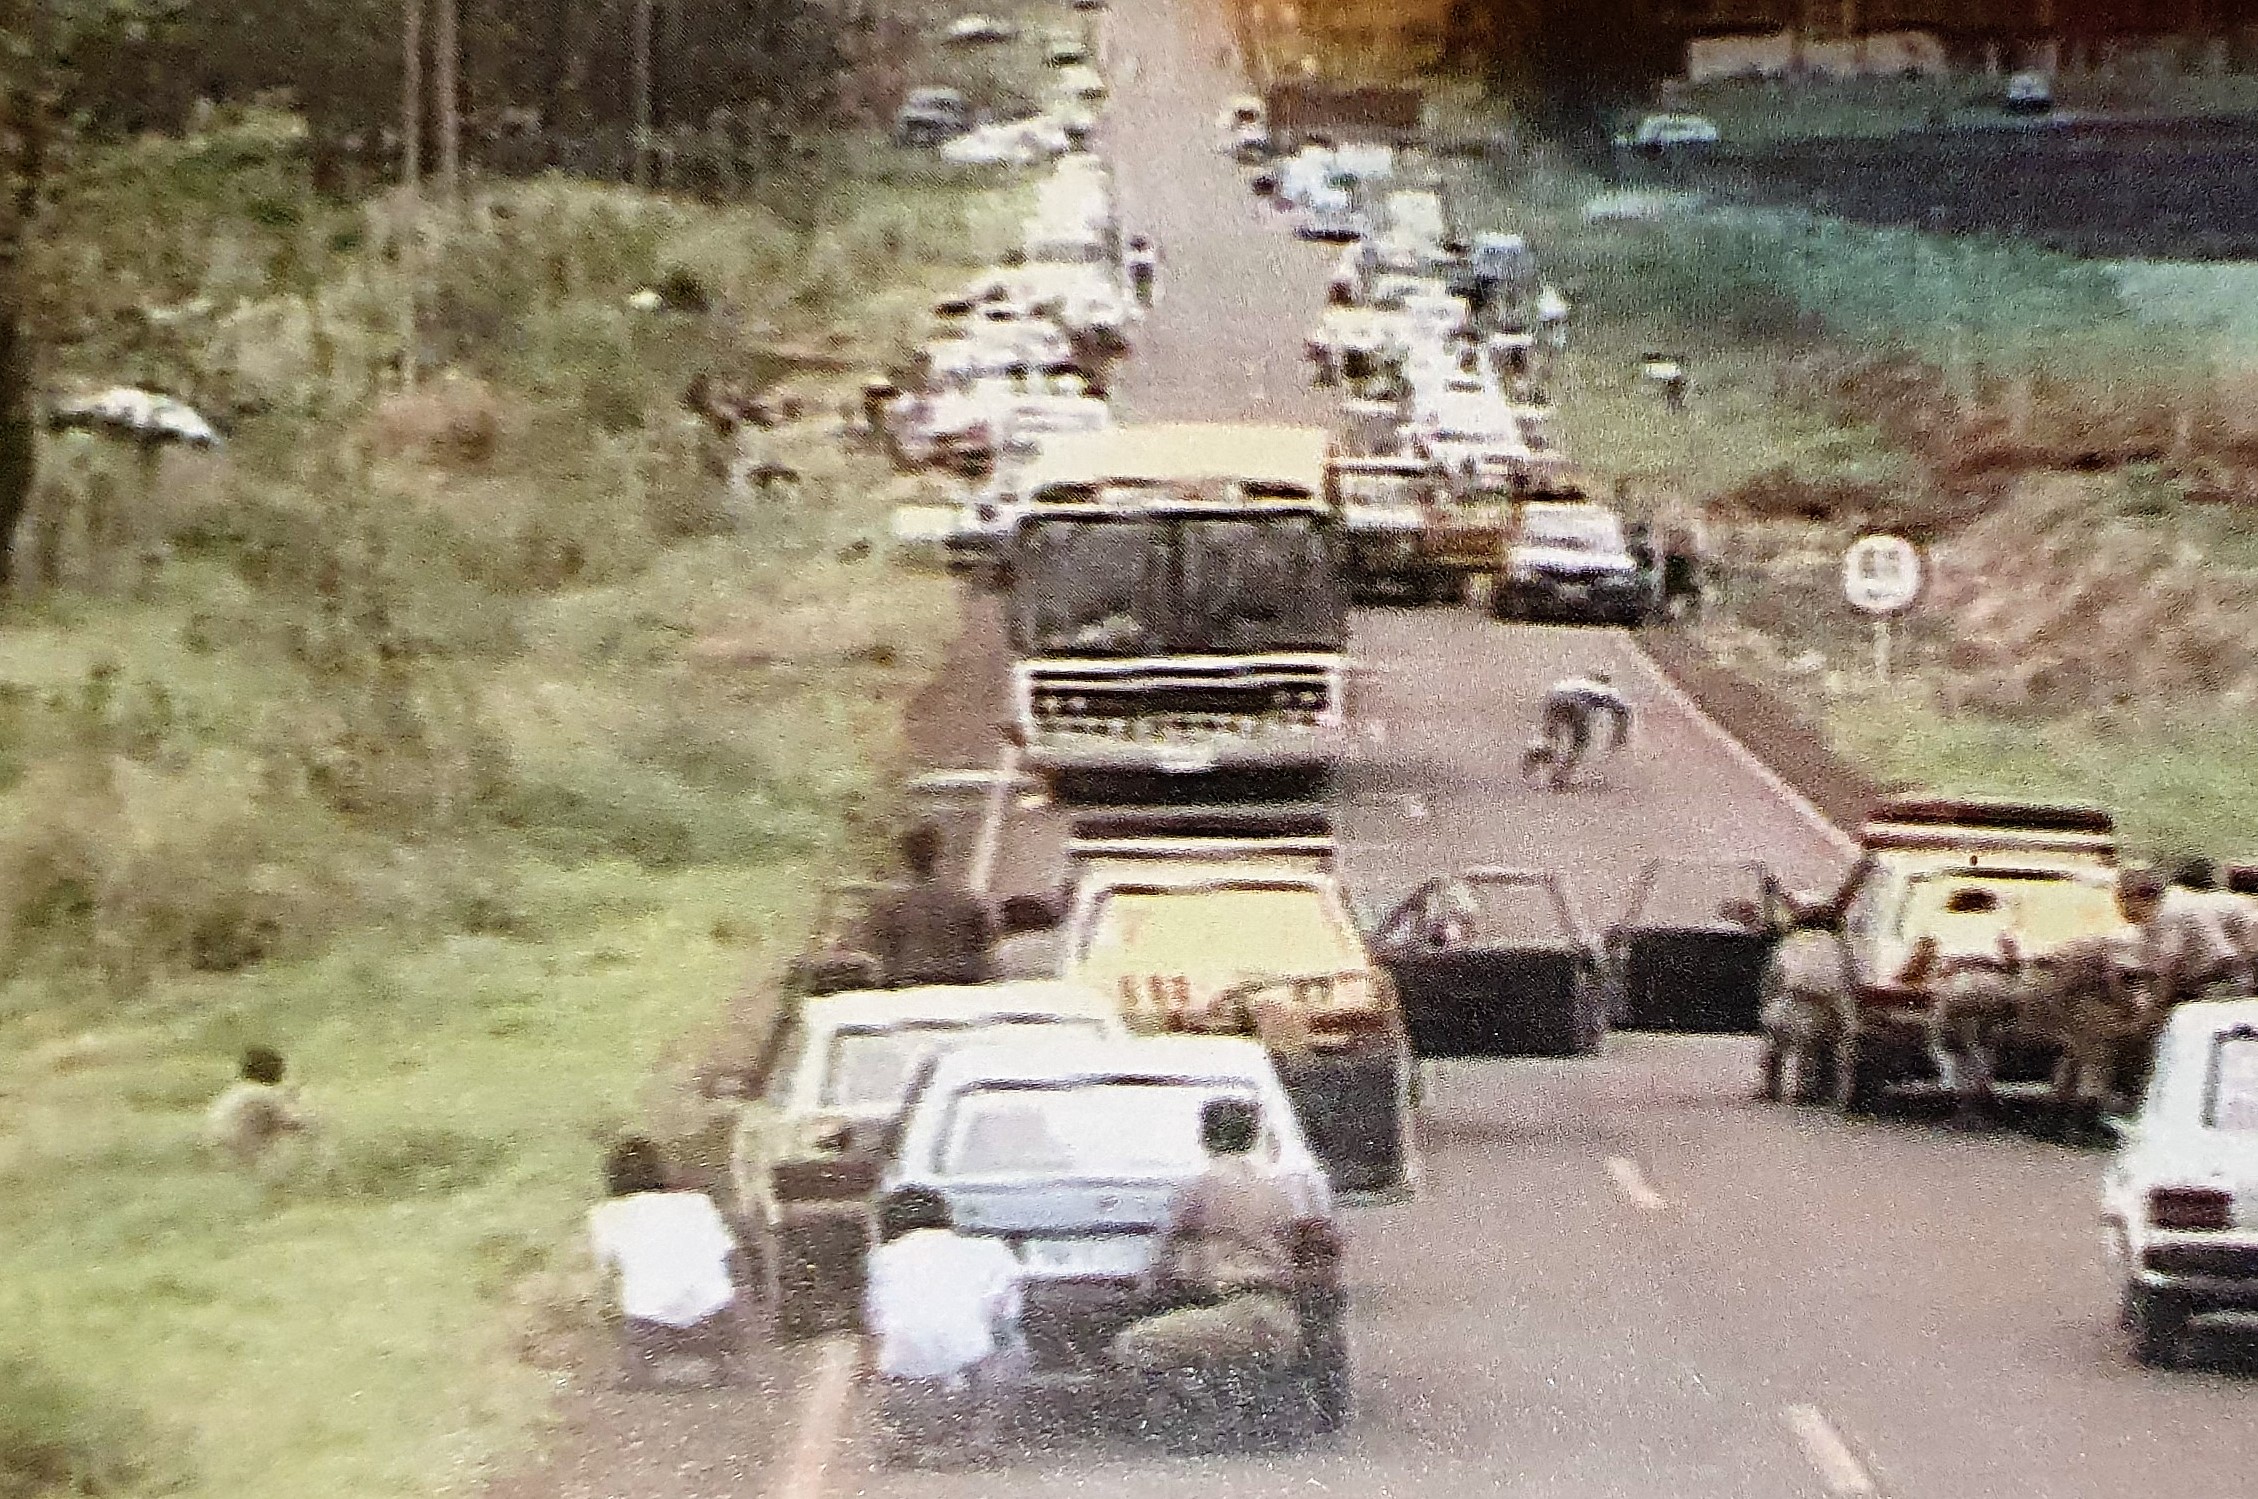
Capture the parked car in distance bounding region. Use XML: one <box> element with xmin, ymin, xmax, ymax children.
<box><xmin>1491</xmin><ymin>499</ymin><xmax>1654</xmax><ymax>626</ymax></box>
<box><xmin>2004</xmin><ymin>71</ymin><xmax>2055</xmax><ymax>115</ymax></box>
<box><xmin>1616</xmin><ymin>113</ymin><xmax>1720</xmax><ymax>155</ymax></box>
<box><xmin>878</xmin><ymin>1034</ymin><xmax>1351</xmax><ymax>1434</ymax></box>
<box><xmin>896</xmin><ymin>87</ymin><xmax>973</xmax><ymax>148</ymax></box>
<box><xmin>2101</xmin><ymin>1000</ymin><xmax>2258</xmax><ymax>1368</ymax></box>
<box><xmin>730</xmin><ymin>981</ymin><xmax>1124</xmax><ymax>1338</ymax></box>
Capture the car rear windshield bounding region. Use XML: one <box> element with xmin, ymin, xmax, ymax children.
<box><xmin>2204</xmin><ymin>1032</ymin><xmax>2258</xmax><ymax>1131</ymax></box>
<box><xmin>939</xmin><ymin>1080</ymin><xmax>1258</xmax><ymax>1176</ymax></box>
<box><xmin>1522</xmin><ymin>509</ymin><xmax>1623</xmax><ymax>552</ymax></box>
<box><xmin>822</xmin><ymin>1018</ymin><xmax>1107</xmax><ymax>1108</ymax></box>
<box><xmin>1077</xmin><ymin>886</ymin><xmax>1356</xmax><ymax>970</ymax></box>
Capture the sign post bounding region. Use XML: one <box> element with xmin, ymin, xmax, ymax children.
<box><xmin>1841</xmin><ymin>534</ymin><xmax>1924</xmax><ymax>683</ymax></box>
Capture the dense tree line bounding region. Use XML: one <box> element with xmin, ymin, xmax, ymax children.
<box><xmin>65</xmin><ymin>0</ymin><xmax>846</xmax><ymax>142</ymax></box>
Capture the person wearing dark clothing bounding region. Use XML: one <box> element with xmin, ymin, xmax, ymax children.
<box><xmin>865</xmin><ymin>822</ymin><xmax>996</xmax><ymax>987</ymax></box>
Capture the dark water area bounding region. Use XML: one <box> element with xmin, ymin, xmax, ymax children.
<box><xmin>1620</xmin><ymin>116</ymin><xmax>2258</xmax><ymax>258</ymax></box>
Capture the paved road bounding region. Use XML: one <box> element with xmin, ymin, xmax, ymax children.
<box><xmin>804</xmin><ymin>2</ymin><xmax>2258</xmax><ymax>1497</ymax></box>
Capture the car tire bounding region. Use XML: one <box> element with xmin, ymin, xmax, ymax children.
<box><xmin>2126</xmin><ymin>1284</ymin><xmax>2191</xmax><ymax>1368</ymax></box>
<box><xmin>1488</xmin><ymin>581</ymin><xmax>1519</xmax><ymax>621</ymax></box>
<box><xmin>1757</xmin><ymin>1037</ymin><xmax>1785</xmax><ymax>1102</ymax></box>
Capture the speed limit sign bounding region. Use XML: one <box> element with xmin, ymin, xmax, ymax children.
<box><xmin>1841</xmin><ymin>534</ymin><xmax>1923</xmax><ymax>616</ymax></box>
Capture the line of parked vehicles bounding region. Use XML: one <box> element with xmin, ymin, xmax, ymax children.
<box><xmin>802</xmin><ymin>42</ymin><xmax>2258</xmax><ymax>1425</ymax></box>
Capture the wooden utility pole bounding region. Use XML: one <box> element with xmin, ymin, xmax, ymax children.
<box><xmin>632</xmin><ymin>0</ymin><xmax>654</xmax><ymax>188</ymax></box>
<box><xmin>401</xmin><ymin>0</ymin><xmax>423</xmax><ymax>390</ymax></box>
<box><xmin>436</xmin><ymin>0</ymin><xmax>460</xmax><ymax>204</ymax></box>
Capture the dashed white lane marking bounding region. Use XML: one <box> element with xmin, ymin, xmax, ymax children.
<box><xmin>1784</xmin><ymin>1404</ymin><xmax>1879</xmax><ymax>1498</ymax></box>
<box><xmin>966</xmin><ymin>740</ymin><xmax>1022</xmax><ymax>896</ymax></box>
<box><xmin>1399</xmin><ymin>793</ymin><xmax>1429</xmax><ymax>820</ymax></box>
<box><xmin>778</xmin><ymin>1337</ymin><xmax>857</xmax><ymax>1499</ymax></box>
<box><xmin>1363</xmin><ymin>718</ymin><xmax>1389</xmax><ymax>746</ymax></box>
<box><xmin>1604</xmin><ymin>1156</ymin><xmax>1668</xmax><ymax>1212</ymax></box>
<box><xmin>1623</xmin><ymin>641</ymin><xmax>1858</xmax><ymax>858</ymax></box>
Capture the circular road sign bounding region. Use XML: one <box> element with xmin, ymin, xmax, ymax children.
<box><xmin>1842</xmin><ymin>534</ymin><xmax>1923</xmax><ymax>615</ymax></box>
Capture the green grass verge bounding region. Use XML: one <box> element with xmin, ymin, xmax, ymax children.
<box><xmin>0</xmin><ymin>74</ymin><xmax>1026</xmax><ymax>1499</ymax></box>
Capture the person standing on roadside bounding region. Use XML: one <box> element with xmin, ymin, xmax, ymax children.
<box><xmin>1125</xmin><ymin>234</ymin><xmax>1161</xmax><ymax>308</ymax></box>
<box><xmin>2166</xmin><ymin>857</ymin><xmax>2256</xmax><ymax>995</ymax></box>
<box><xmin>864</xmin><ymin>821</ymin><xmax>996</xmax><ymax>987</ymax></box>
<box><xmin>2119</xmin><ymin>865</ymin><xmax>2244</xmax><ymax>1009</ymax></box>
<box><xmin>205</xmin><ymin>1046</ymin><xmax>313</xmax><ymax>1167</ymax></box>
<box><xmin>588</xmin><ymin>1137</ymin><xmax>744</xmax><ymax>1389</ymax></box>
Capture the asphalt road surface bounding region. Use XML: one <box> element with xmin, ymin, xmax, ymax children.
<box><xmin>737</xmin><ymin>2</ymin><xmax>2258</xmax><ymax>1497</ymax></box>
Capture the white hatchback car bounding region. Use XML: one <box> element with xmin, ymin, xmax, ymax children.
<box><xmin>2101</xmin><ymin>1000</ymin><xmax>2258</xmax><ymax>1366</ymax></box>
<box><xmin>878</xmin><ymin>1034</ymin><xmax>1350</xmax><ymax>1432</ymax></box>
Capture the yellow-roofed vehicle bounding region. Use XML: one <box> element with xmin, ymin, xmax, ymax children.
<box><xmin>1049</xmin><ymin>804</ymin><xmax>1414</xmax><ymax>1195</ymax></box>
<box><xmin>1759</xmin><ymin>796</ymin><xmax>2132</xmax><ymax>1114</ymax></box>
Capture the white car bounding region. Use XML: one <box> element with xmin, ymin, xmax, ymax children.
<box><xmin>730</xmin><ymin>981</ymin><xmax>1125</xmax><ymax>1337</ymax></box>
<box><xmin>2101</xmin><ymin>1000</ymin><xmax>2258</xmax><ymax>1366</ymax></box>
<box><xmin>877</xmin><ymin>1034</ymin><xmax>1350</xmax><ymax>1431</ymax></box>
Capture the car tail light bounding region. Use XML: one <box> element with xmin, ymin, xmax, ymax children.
<box><xmin>2149</xmin><ymin>1186</ymin><xmax>2232</xmax><ymax>1231</ymax></box>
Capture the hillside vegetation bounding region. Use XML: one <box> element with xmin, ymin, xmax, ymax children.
<box><xmin>1458</xmin><ymin>160</ymin><xmax>2258</xmax><ymax>857</ymax></box>
<box><xmin>0</xmin><ymin>107</ymin><xmax>1017</xmax><ymax>1499</ymax></box>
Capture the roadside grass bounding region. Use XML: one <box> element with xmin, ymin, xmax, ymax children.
<box><xmin>1455</xmin><ymin>155</ymin><xmax>2258</xmax><ymax>856</ymax></box>
<box><xmin>0</xmin><ymin>88</ymin><xmax>1016</xmax><ymax>1499</ymax></box>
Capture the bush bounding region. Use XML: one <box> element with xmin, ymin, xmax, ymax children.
<box><xmin>0</xmin><ymin>1352</ymin><xmax>179</xmax><ymax>1499</ymax></box>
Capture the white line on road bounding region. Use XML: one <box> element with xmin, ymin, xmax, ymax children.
<box><xmin>1363</xmin><ymin>719</ymin><xmax>1389</xmax><ymax>746</ymax></box>
<box><xmin>966</xmin><ymin>740</ymin><xmax>1022</xmax><ymax>896</ymax></box>
<box><xmin>1604</xmin><ymin>1156</ymin><xmax>1668</xmax><ymax>1212</ymax></box>
<box><xmin>779</xmin><ymin>1337</ymin><xmax>857</xmax><ymax>1499</ymax></box>
<box><xmin>1784</xmin><ymin>1404</ymin><xmax>1879</xmax><ymax>1498</ymax></box>
<box><xmin>1624</xmin><ymin>642</ymin><xmax>1859</xmax><ymax>858</ymax></box>
<box><xmin>1399</xmin><ymin>793</ymin><xmax>1429</xmax><ymax>820</ymax></box>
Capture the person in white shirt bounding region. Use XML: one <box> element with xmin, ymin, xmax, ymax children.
<box><xmin>587</xmin><ymin>1137</ymin><xmax>744</xmax><ymax>1389</ymax></box>
<box><xmin>864</xmin><ymin>1186</ymin><xmax>1027</xmax><ymax>1465</ymax></box>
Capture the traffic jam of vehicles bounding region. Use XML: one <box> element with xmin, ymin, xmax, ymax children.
<box><xmin>761</xmin><ymin>6</ymin><xmax>2258</xmax><ymax>1470</ymax></box>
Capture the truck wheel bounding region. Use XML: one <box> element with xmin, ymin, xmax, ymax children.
<box><xmin>2126</xmin><ymin>1284</ymin><xmax>2191</xmax><ymax>1368</ymax></box>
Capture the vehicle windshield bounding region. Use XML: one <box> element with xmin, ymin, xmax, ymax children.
<box><xmin>1076</xmin><ymin>885</ymin><xmax>1357</xmax><ymax>969</ymax></box>
<box><xmin>2202</xmin><ymin>1032</ymin><xmax>2258</xmax><ymax>1130</ymax></box>
<box><xmin>1011</xmin><ymin>513</ymin><xmax>1345</xmax><ymax>655</ymax></box>
<box><xmin>1522</xmin><ymin>508</ymin><xmax>1625</xmax><ymax>553</ymax></box>
<box><xmin>1010</xmin><ymin>516</ymin><xmax>1173</xmax><ymax>655</ymax></box>
<box><xmin>821</xmin><ymin>1018</ymin><xmax>1109</xmax><ymax>1108</ymax></box>
<box><xmin>1177</xmin><ymin>515</ymin><xmax>1347</xmax><ymax>653</ymax></box>
<box><xmin>939</xmin><ymin>1080</ymin><xmax>1258</xmax><ymax>1176</ymax></box>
